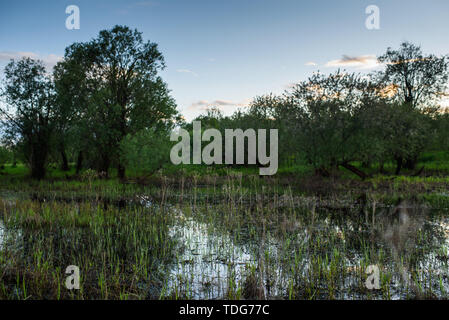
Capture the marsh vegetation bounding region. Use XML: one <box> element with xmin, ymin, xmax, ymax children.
<box><xmin>0</xmin><ymin>169</ymin><xmax>448</xmax><ymax>300</ymax></box>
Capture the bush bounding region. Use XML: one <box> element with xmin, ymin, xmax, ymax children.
<box><xmin>120</xmin><ymin>128</ymin><xmax>173</xmax><ymax>176</ymax></box>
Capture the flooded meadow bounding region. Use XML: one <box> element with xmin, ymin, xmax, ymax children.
<box><xmin>0</xmin><ymin>179</ymin><xmax>449</xmax><ymax>300</ymax></box>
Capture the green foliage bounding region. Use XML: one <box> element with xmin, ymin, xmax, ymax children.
<box><xmin>377</xmin><ymin>41</ymin><xmax>449</xmax><ymax>108</ymax></box>
<box><xmin>285</xmin><ymin>70</ymin><xmax>376</xmax><ymax>170</ymax></box>
<box><xmin>1</xmin><ymin>35</ymin><xmax>448</xmax><ymax>181</ymax></box>
<box><xmin>432</xmin><ymin>112</ymin><xmax>449</xmax><ymax>151</ymax></box>
<box><xmin>1</xmin><ymin>58</ymin><xmax>56</xmax><ymax>179</ymax></box>
<box><xmin>120</xmin><ymin>128</ymin><xmax>173</xmax><ymax>176</ymax></box>
<box><xmin>359</xmin><ymin>101</ymin><xmax>433</xmax><ymax>172</ymax></box>
<box><xmin>0</xmin><ymin>146</ymin><xmax>10</xmax><ymax>167</ymax></box>
<box><xmin>53</xmin><ymin>25</ymin><xmax>180</xmax><ymax>178</ymax></box>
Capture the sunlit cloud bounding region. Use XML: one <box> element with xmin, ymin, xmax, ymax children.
<box><xmin>376</xmin><ymin>84</ymin><xmax>399</xmax><ymax>98</ymax></box>
<box><xmin>438</xmin><ymin>92</ymin><xmax>449</xmax><ymax>108</ymax></box>
<box><xmin>326</xmin><ymin>55</ymin><xmax>380</xmax><ymax>69</ymax></box>
<box><xmin>387</xmin><ymin>57</ymin><xmax>432</xmax><ymax>65</ymax></box>
<box><xmin>305</xmin><ymin>61</ymin><xmax>318</xmax><ymax>66</ymax></box>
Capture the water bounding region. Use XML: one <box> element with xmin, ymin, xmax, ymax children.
<box><xmin>0</xmin><ymin>219</ymin><xmax>4</xmax><ymax>247</ymax></box>
<box><xmin>166</xmin><ymin>215</ymin><xmax>255</xmax><ymax>299</ymax></box>
<box><xmin>160</xmin><ymin>201</ymin><xmax>449</xmax><ymax>299</ymax></box>
<box><xmin>1</xmin><ymin>191</ymin><xmax>449</xmax><ymax>299</ymax></box>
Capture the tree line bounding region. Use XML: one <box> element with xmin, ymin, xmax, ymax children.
<box><xmin>1</xmin><ymin>25</ymin><xmax>180</xmax><ymax>179</ymax></box>
<box><xmin>186</xmin><ymin>42</ymin><xmax>449</xmax><ymax>178</ymax></box>
<box><xmin>0</xmin><ymin>25</ymin><xmax>448</xmax><ymax>179</ymax></box>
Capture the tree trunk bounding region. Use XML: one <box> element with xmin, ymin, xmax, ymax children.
<box><xmin>30</xmin><ymin>144</ymin><xmax>48</xmax><ymax>180</ymax></box>
<box><xmin>76</xmin><ymin>151</ymin><xmax>83</xmax><ymax>175</ymax></box>
<box><xmin>395</xmin><ymin>157</ymin><xmax>403</xmax><ymax>175</ymax></box>
<box><xmin>379</xmin><ymin>162</ymin><xmax>385</xmax><ymax>174</ymax></box>
<box><xmin>98</xmin><ymin>155</ymin><xmax>110</xmax><ymax>178</ymax></box>
<box><xmin>60</xmin><ymin>145</ymin><xmax>69</xmax><ymax>171</ymax></box>
<box><xmin>403</xmin><ymin>156</ymin><xmax>418</xmax><ymax>170</ymax></box>
<box><xmin>31</xmin><ymin>164</ymin><xmax>46</xmax><ymax>180</ymax></box>
<box><xmin>339</xmin><ymin>162</ymin><xmax>368</xmax><ymax>180</ymax></box>
<box><xmin>12</xmin><ymin>152</ymin><xmax>17</xmax><ymax>168</ymax></box>
<box><xmin>118</xmin><ymin>163</ymin><xmax>126</xmax><ymax>180</ymax></box>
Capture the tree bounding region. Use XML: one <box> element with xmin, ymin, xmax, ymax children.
<box><xmin>120</xmin><ymin>128</ymin><xmax>173</xmax><ymax>177</ymax></box>
<box><xmin>247</xmin><ymin>94</ymin><xmax>300</xmax><ymax>166</ymax></box>
<box><xmin>377</xmin><ymin>41</ymin><xmax>449</xmax><ymax>108</ymax></box>
<box><xmin>287</xmin><ymin>70</ymin><xmax>375</xmax><ymax>178</ymax></box>
<box><xmin>359</xmin><ymin>101</ymin><xmax>432</xmax><ymax>175</ymax></box>
<box><xmin>432</xmin><ymin>109</ymin><xmax>449</xmax><ymax>152</ymax></box>
<box><xmin>53</xmin><ymin>50</ymin><xmax>90</xmax><ymax>172</ymax></box>
<box><xmin>56</xmin><ymin>25</ymin><xmax>179</xmax><ymax>178</ymax></box>
<box><xmin>1</xmin><ymin>58</ymin><xmax>55</xmax><ymax>179</ymax></box>
<box><xmin>0</xmin><ymin>146</ymin><xmax>10</xmax><ymax>168</ymax></box>
<box><xmin>377</xmin><ymin>42</ymin><xmax>448</xmax><ymax>169</ymax></box>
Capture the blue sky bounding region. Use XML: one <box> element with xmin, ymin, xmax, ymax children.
<box><xmin>1</xmin><ymin>0</ymin><xmax>449</xmax><ymax>120</ymax></box>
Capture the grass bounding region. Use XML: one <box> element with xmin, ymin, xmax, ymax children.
<box><xmin>0</xmin><ymin>151</ymin><xmax>448</xmax><ymax>300</ymax></box>
<box><xmin>1</xmin><ymin>150</ymin><xmax>448</xmax><ymax>182</ymax></box>
<box><xmin>0</xmin><ymin>198</ymin><xmax>177</xmax><ymax>299</ymax></box>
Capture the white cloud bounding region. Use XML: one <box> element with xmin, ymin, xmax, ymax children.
<box><xmin>0</xmin><ymin>51</ymin><xmax>62</xmax><ymax>71</ymax></box>
<box><xmin>284</xmin><ymin>83</ymin><xmax>297</xmax><ymax>89</ymax></box>
<box><xmin>305</xmin><ymin>61</ymin><xmax>318</xmax><ymax>66</ymax></box>
<box><xmin>176</xmin><ymin>69</ymin><xmax>199</xmax><ymax>77</ymax></box>
<box><xmin>325</xmin><ymin>55</ymin><xmax>380</xmax><ymax>69</ymax></box>
<box><xmin>187</xmin><ymin>99</ymin><xmax>250</xmax><ymax>111</ymax></box>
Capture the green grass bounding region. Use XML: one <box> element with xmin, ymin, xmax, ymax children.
<box><xmin>0</xmin><ymin>157</ymin><xmax>448</xmax><ymax>300</ymax></box>
<box><xmin>419</xmin><ymin>151</ymin><xmax>449</xmax><ymax>172</ymax></box>
<box><xmin>1</xmin><ymin>150</ymin><xmax>448</xmax><ymax>183</ymax></box>
<box><xmin>0</xmin><ymin>198</ymin><xmax>177</xmax><ymax>299</ymax></box>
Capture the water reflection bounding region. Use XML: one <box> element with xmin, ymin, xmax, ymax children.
<box><xmin>167</xmin><ymin>216</ymin><xmax>255</xmax><ymax>299</ymax></box>
<box><xmin>0</xmin><ymin>219</ymin><xmax>4</xmax><ymax>247</ymax></box>
<box><xmin>1</xmin><ymin>192</ymin><xmax>449</xmax><ymax>300</ymax></box>
<box><xmin>163</xmin><ymin>200</ymin><xmax>449</xmax><ymax>299</ymax></box>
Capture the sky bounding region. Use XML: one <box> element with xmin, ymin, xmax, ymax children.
<box><xmin>1</xmin><ymin>0</ymin><xmax>449</xmax><ymax>120</ymax></box>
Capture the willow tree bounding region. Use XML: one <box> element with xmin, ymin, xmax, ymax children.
<box><xmin>377</xmin><ymin>42</ymin><xmax>449</xmax><ymax>169</ymax></box>
<box><xmin>378</xmin><ymin>42</ymin><xmax>449</xmax><ymax>108</ymax></box>
<box><xmin>1</xmin><ymin>58</ymin><xmax>55</xmax><ymax>179</ymax></box>
<box><xmin>55</xmin><ymin>25</ymin><xmax>178</xmax><ymax>178</ymax></box>
<box><xmin>287</xmin><ymin>70</ymin><xmax>376</xmax><ymax>178</ymax></box>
